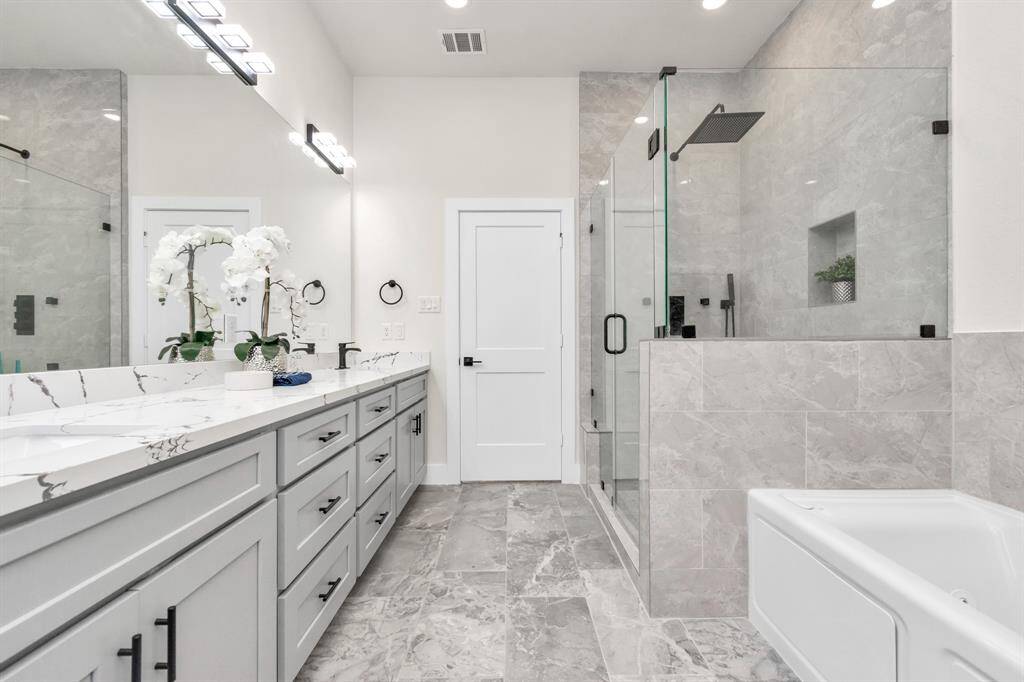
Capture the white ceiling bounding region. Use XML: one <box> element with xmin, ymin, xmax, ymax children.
<box><xmin>308</xmin><ymin>0</ymin><xmax>800</xmax><ymax>77</ymax></box>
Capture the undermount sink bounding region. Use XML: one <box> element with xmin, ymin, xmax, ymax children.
<box><xmin>0</xmin><ymin>425</ymin><xmax>148</xmax><ymax>462</ymax></box>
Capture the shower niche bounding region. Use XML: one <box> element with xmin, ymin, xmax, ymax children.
<box><xmin>808</xmin><ymin>211</ymin><xmax>857</xmax><ymax>307</ymax></box>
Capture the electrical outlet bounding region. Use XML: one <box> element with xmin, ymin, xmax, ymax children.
<box><xmin>393</xmin><ymin>322</ymin><xmax>405</xmax><ymax>340</ymax></box>
<box><xmin>381</xmin><ymin>322</ymin><xmax>392</xmax><ymax>340</ymax></box>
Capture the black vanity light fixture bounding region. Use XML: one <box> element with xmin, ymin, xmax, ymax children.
<box><xmin>144</xmin><ymin>0</ymin><xmax>274</xmax><ymax>86</ymax></box>
<box><xmin>287</xmin><ymin>123</ymin><xmax>357</xmax><ymax>176</ymax></box>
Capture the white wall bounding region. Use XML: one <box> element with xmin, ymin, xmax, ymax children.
<box><xmin>951</xmin><ymin>0</ymin><xmax>1024</xmax><ymax>333</ymax></box>
<box><xmin>128</xmin><ymin>75</ymin><xmax>352</xmax><ymax>347</ymax></box>
<box><xmin>352</xmin><ymin>77</ymin><xmax>579</xmax><ymax>474</ymax></box>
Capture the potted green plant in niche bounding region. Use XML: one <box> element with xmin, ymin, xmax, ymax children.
<box><xmin>148</xmin><ymin>225</ymin><xmax>234</xmax><ymax>362</ymax></box>
<box><xmin>815</xmin><ymin>254</ymin><xmax>856</xmax><ymax>304</ymax></box>
<box><xmin>221</xmin><ymin>225</ymin><xmax>308</xmax><ymax>373</ymax></box>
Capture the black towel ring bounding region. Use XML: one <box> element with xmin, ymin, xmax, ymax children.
<box><xmin>302</xmin><ymin>279</ymin><xmax>326</xmax><ymax>305</ymax></box>
<box><xmin>379</xmin><ymin>279</ymin><xmax>403</xmax><ymax>305</ymax></box>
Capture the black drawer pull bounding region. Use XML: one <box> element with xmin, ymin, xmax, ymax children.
<box><xmin>413</xmin><ymin>413</ymin><xmax>422</xmax><ymax>435</ymax></box>
<box><xmin>374</xmin><ymin>511</ymin><xmax>390</xmax><ymax>525</ymax></box>
<box><xmin>318</xmin><ymin>496</ymin><xmax>342</xmax><ymax>514</ymax></box>
<box><xmin>318</xmin><ymin>430</ymin><xmax>342</xmax><ymax>443</ymax></box>
<box><xmin>154</xmin><ymin>606</ymin><xmax>176</xmax><ymax>680</ymax></box>
<box><xmin>318</xmin><ymin>577</ymin><xmax>342</xmax><ymax>602</ymax></box>
<box><xmin>370</xmin><ymin>404</ymin><xmax>389</xmax><ymax>413</ymax></box>
<box><xmin>117</xmin><ymin>634</ymin><xmax>142</xmax><ymax>682</ymax></box>
<box><xmin>373</xmin><ymin>452</ymin><xmax>388</xmax><ymax>464</ymax></box>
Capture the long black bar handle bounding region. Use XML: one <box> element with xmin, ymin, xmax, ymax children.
<box><xmin>605</xmin><ymin>314</ymin><xmax>627</xmax><ymax>355</ymax></box>
<box><xmin>154</xmin><ymin>605</ymin><xmax>176</xmax><ymax>681</ymax></box>
<box><xmin>117</xmin><ymin>633</ymin><xmax>142</xmax><ymax>682</ymax></box>
<box><xmin>318</xmin><ymin>430</ymin><xmax>342</xmax><ymax>443</ymax></box>
<box><xmin>618</xmin><ymin>314</ymin><xmax>628</xmax><ymax>354</ymax></box>
<box><xmin>319</xmin><ymin>496</ymin><xmax>342</xmax><ymax>514</ymax></box>
<box><xmin>603</xmin><ymin>314</ymin><xmax>614</xmax><ymax>354</ymax></box>
<box><xmin>319</xmin><ymin>578</ymin><xmax>342</xmax><ymax>602</ymax></box>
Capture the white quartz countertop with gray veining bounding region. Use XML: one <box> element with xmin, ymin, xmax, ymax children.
<box><xmin>0</xmin><ymin>359</ymin><xmax>429</xmax><ymax>517</ymax></box>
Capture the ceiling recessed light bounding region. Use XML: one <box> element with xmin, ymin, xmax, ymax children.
<box><xmin>598</xmin><ymin>179</ymin><xmax>609</xmax><ymax>186</ymax></box>
<box><xmin>702</xmin><ymin>0</ymin><xmax>728</xmax><ymax>10</ymax></box>
<box><xmin>445</xmin><ymin>0</ymin><xmax>468</xmax><ymax>7</ymax></box>
<box><xmin>102</xmin><ymin>108</ymin><xmax>121</xmax><ymax>122</ymax></box>
<box><xmin>634</xmin><ymin>115</ymin><xmax>649</xmax><ymax>125</ymax></box>
<box><xmin>871</xmin><ymin>0</ymin><xmax>895</xmax><ymax>7</ymax></box>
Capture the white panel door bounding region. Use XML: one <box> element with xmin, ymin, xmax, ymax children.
<box><xmin>139</xmin><ymin>205</ymin><xmax>254</xmax><ymax>363</ymax></box>
<box><xmin>459</xmin><ymin>210</ymin><xmax>562</xmax><ymax>481</ymax></box>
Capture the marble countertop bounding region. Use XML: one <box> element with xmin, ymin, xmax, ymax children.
<box><xmin>0</xmin><ymin>360</ymin><xmax>429</xmax><ymax>518</ymax></box>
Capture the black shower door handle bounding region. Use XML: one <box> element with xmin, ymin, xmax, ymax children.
<box><xmin>604</xmin><ymin>314</ymin><xmax>627</xmax><ymax>355</ymax></box>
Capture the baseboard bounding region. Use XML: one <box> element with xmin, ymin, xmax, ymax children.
<box><xmin>423</xmin><ymin>462</ymin><xmax>458</xmax><ymax>485</ymax></box>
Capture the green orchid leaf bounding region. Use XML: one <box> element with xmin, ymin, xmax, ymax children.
<box><xmin>261</xmin><ymin>343</ymin><xmax>280</xmax><ymax>361</ymax></box>
<box><xmin>234</xmin><ymin>342</ymin><xmax>254</xmax><ymax>362</ymax></box>
<box><xmin>193</xmin><ymin>330</ymin><xmax>216</xmax><ymax>345</ymax></box>
<box><xmin>158</xmin><ymin>344</ymin><xmax>174</xmax><ymax>360</ymax></box>
<box><xmin>279</xmin><ymin>337</ymin><xmax>291</xmax><ymax>353</ymax></box>
<box><xmin>179</xmin><ymin>342</ymin><xmax>204</xmax><ymax>361</ymax></box>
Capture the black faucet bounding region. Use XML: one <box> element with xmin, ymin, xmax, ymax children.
<box><xmin>296</xmin><ymin>341</ymin><xmax>316</xmax><ymax>355</ymax></box>
<box><xmin>338</xmin><ymin>342</ymin><xmax>361</xmax><ymax>370</ymax></box>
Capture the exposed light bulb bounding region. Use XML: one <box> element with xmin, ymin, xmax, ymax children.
<box><xmin>445</xmin><ymin>0</ymin><xmax>468</xmax><ymax>8</ymax></box>
<box><xmin>871</xmin><ymin>0</ymin><xmax>895</xmax><ymax>7</ymax></box>
<box><xmin>702</xmin><ymin>0</ymin><xmax>728</xmax><ymax>9</ymax></box>
<box><xmin>634</xmin><ymin>115</ymin><xmax>649</xmax><ymax>125</ymax></box>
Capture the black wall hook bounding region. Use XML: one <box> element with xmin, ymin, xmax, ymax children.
<box><xmin>302</xmin><ymin>279</ymin><xmax>326</xmax><ymax>305</ymax></box>
<box><xmin>379</xmin><ymin>279</ymin><xmax>403</xmax><ymax>305</ymax></box>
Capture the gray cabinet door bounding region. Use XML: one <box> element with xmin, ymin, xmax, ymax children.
<box><xmin>395</xmin><ymin>408</ymin><xmax>416</xmax><ymax>514</ymax></box>
<box><xmin>133</xmin><ymin>501</ymin><xmax>277</xmax><ymax>682</ymax></box>
<box><xmin>0</xmin><ymin>592</ymin><xmax>140</xmax><ymax>682</ymax></box>
<box><xmin>412</xmin><ymin>403</ymin><xmax>427</xmax><ymax>486</ymax></box>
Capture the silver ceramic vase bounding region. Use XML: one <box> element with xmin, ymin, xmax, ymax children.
<box><xmin>242</xmin><ymin>345</ymin><xmax>288</xmax><ymax>374</ymax></box>
<box><xmin>168</xmin><ymin>345</ymin><xmax>216</xmax><ymax>363</ymax></box>
<box><xmin>831</xmin><ymin>280</ymin><xmax>855</xmax><ymax>304</ymax></box>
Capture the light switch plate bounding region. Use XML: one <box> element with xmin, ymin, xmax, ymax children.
<box><xmin>418</xmin><ymin>296</ymin><xmax>441</xmax><ymax>313</ymax></box>
<box><xmin>393</xmin><ymin>322</ymin><xmax>405</xmax><ymax>340</ymax></box>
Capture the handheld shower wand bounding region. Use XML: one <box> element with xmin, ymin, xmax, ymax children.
<box><xmin>720</xmin><ymin>273</ymin><xmax>737</xmax><ymax>337</ymax></box>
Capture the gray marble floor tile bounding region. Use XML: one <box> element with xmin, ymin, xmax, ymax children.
<box><xmin>509</xmin><ymin>483</ymin><xmax>560</xmax><ymax>512</ymax></box>
<box><xmin>507</xmin><ymin>596</ymin><xmax>609</xmax><ymax>681</ymax></box>
<box><xmin>507</xmin><ymin>529</ymin><xmax>584</xmax><ymax>597</ymax></box>
<box><xmin>683</xmin><ymin>619</ymin><xmax>799</xmax><ymax>682</ymax></box>
<box><xmin>368</xmin><ymin>529</ymin><xmax>446</xmax><ymax>574</ymax></box>
<box><xmin>457</xmin><ymin>483</ymin><xmax>514</xmax><ymax>517</ymax></box>
<box><xmin>564</xmin><ymin>513</ymin><xmax>622</xmax><ymax>569</ymax></box>
<box><xmin>437</xmin><ymin>512</ymin><xmax>507</xmax><ymax>571</ymax></box>
<box><xmin>297</xmin><ymin>597</ymin><xmax>422</xmax><ymax>682</ymax></box>
<box><xmin>397</xmin><ymin>488</ymin><xmax>461</xmax><ymax>531</ymax></box>
<box><xmin>557</xmin><ymin>484</ymin><xmax>598</xmax><ymax>516</ymax></box>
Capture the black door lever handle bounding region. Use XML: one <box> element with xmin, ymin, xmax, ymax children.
<box><xmin>463</xmin><ymin>356</ymin><xmax>482</xmax><ymax>367</ymax></box>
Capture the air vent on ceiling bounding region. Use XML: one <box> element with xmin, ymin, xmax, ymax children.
<box><xmin>439</xmin><ymin>29</ymin><xmax>486</xmax><ymax>55</ymax></box>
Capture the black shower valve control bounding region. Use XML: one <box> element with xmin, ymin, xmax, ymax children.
<box><xmin>700</xmin><ymin>298</ymin><xmax>710</xmax><ymax>306</ymax></box>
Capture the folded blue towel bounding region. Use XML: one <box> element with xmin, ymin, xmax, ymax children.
<box><xmin>273</xmin><ymin>371</ymin><xmax>312</xmax><ymax>387</ymax></box>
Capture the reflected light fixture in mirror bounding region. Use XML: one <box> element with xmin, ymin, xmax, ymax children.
<box><xmin>288</xmin><ymin>126</ymin><xmax>356</xmax><ymax>176</ymax></box>
<box><xmin>702</xmin><ymin>0</ymin><xmax>728</xmax><ymax>9</ymax></box>
<box><xmin>445</xmin><ymin>0</ymin><xmax>469</xmax><ymax>8</ymax></box>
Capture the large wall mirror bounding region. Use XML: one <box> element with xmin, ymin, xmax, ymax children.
<box><xmin>0</xmin><ymin>0</ymin><xmax>351</xmax><ymax>374</ymax></box>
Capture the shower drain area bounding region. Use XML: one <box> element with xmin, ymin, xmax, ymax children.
<box><xmin>808</xmin><ymin>211</ymin><xmax>857</xmax><ymax>307</ymax></box>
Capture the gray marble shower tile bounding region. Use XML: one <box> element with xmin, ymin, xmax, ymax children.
<box><xmin>858</xmin><ymin>340</ymin><xmax>952</xmax><ymax>410</ymax></box>
<box><xmin>806</xmin><ymin>411</ymin><xmax>952</xmax><ymax>488</ymax></box>
<box><xmin>506</xmin><ymin>596</ymin><xmax>609</xmax><ymax>681</ymax></box>
<box><xmin>437</xmin><ymin>512</ymin><xmax>507</xmax><ymax>571</ymax></box>
<box><xmin>296</xmin><ymin>596</ymin><xmax>422</xmax><ymax>682</ymax></box>
<box><xmin>683</xmin><ymin>618</ymin><xmax>799</xmax><ymax>682</ymax></box>
<box><xmin>649</xmin><ymin>489</ymin><xmax>702</xmax><ymax>571</ymax></box>
<box><xmin>398</xmin><ymin>576</ymin><xmax>507</xmax><ymax>680</ymax></box>
<box><xmin>564</xmin><ymin>513</ymin><xmax>622</xmax><ymax>569</ymax></box>
<box><xmin>702</xmin><ymin>341</ymin><xmax>858</xmax><ymax>411</ymax></box>
<box><xmin>650</xmin><ymin>342</ymin><xmax>703</xmax><ymax>412</ymax></box>
<box><xmin>701</xmin><ymin>491</ymin><xmax>748</xmax><ymax>569</ymax></box>
<box><xmin>507</xmin><ymin>529</ymin><xmax>584</xmax><ymax>597</ymax></box>
<box><xmin>650</xmin><ymin>412</ymin><xmax>806</xmax><ymax>489</ymax></box>
<box><xmin>953</xmin><ymin>407</ymin><xmax>1024</xmax><ymax>512</ymax></box>
<box><xmin>954</xmin><ymin>332</ymin><xmax>1024</xmax><ymax>412</ymax></box>
<box><xmin>649</xmin><ymin>569</ymin><xmax>747</xmax><ymax>619</ymax></box>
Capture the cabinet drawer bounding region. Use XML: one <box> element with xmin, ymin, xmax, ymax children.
<box><xmin>278</xmin><ymin>519</ymin><xmax>357</xmax><ymax>682</ymax></box>
<box><xmin>0</xmin><ymin>432</ymin><xmax>276</xmax><ymax>664</ymax></box>
<box><xmin>396</xmin><ymin>373</ymin><xmax>428</xmax><ymax>413</ymax></box>
<box><xmin>357</xmin><ymin>472</ymin><xmax>397</xmax><ymax>575</ymax></box>
<box><xmin>356</xmin><ymin>386</ymin><xmax>397</xmax><ymax>437</ymax></box>
<box><xmin>356</xmin><ymin>420</ymin><xmax>397</xmax><ymax>505</ymax></box>
<box><xmin>278</xmin><ymin>448</ymin><xmax>356</xmax><ymax>588</ymax></box>
<box><xmin>278</xmin><ymin>402</ymin><xmax>356</xmax><ymax>486</ymax></box>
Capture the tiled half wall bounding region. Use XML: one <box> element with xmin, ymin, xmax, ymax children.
<box><xmin>637</xmin><ymin>337</ymin><xmax>955</xmax><ymax>618</ymax></box>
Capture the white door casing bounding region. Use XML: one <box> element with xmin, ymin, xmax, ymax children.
<box><xmin>445</xmin><ymin>199</ymin><xmax>577</xmax><ymax>484</ymax></box>
<box><xmin>129</xmin><ymin>197</ymin><xmax>260</xmax><ymax>365</ymax></box>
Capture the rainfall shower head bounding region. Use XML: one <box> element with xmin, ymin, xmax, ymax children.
<box><xmin>669</xmin><ymin>104</ymin><xmax>764</xmax><ymax>161</ymax></box>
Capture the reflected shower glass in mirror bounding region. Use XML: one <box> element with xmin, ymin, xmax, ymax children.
<box><xmin>0</xmin><ymin>0</ymin><xmax>352</xmax><ymax>374</ymax></box>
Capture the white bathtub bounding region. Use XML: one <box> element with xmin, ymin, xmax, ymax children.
<box><xmin>748</xmin><ymin>489</ymin><xmax>1024</xmax><ymax>682</ymax></box>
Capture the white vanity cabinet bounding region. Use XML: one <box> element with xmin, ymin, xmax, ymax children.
<box><xmin>0</xmin><ymin>593</ymin><xmax>141</xmax><ymax>682</ymax></box>
<box><xmin>134</xmin><ymin>501</ymin><xmax>277</xmax><ymax>682</ymax></box>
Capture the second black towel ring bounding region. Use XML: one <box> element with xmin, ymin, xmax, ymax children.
<box><xmin>302</xmin><ymin>279</ymin><xmax>326</xmax><ymax>305</ymax></box>
<box><xmin>379</xmin><ymin>279</ymin><xmax>403</xmax><ymax>305</ymax></box>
